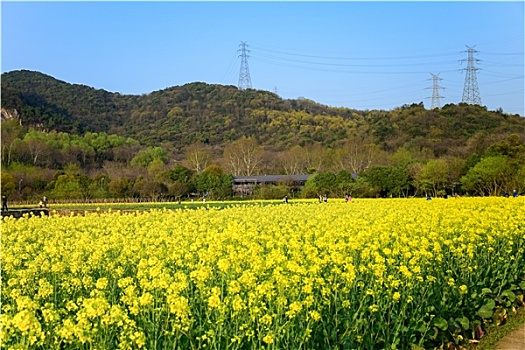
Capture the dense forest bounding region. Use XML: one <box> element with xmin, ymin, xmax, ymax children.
<box><xmin>1</xmin><ymin>69</ymin><xmax>524</xmax><ymax>202</ymax></box>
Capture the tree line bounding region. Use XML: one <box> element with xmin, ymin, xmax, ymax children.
<box><xmin>2</xmin><ymin>70</ymin><xmax>524</xmax><ymax>202</ymax></box>
<box><xmin>2</xmin><ymin>116</ymin><xmax>524</xmax><ymax>202</ymax></box>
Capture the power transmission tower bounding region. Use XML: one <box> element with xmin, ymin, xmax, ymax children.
<box><xmin>238</xmin><ymin>41</ymin><xmax>252</xmax><ymax>90</ymax></box>
<box><xmin>427</xmin><ymin>73</ymin><xmax>445</xmax><ymax>109</ymax></box>
<box><xmin>461</xmin><ymin>45</ymin><xmax>481</xmax><ymax>105</ymax></box>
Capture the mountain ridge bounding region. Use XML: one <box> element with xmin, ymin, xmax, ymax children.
<box><xmin>2</xmin><ymin>69</ymin><xmax>524</xmax><ymax>156</ymax></box>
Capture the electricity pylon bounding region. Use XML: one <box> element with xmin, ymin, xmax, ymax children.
<box><xmin>427</xmin><ymin>73</ymin><xmax>445</xmax><ymax>109</ymax></box>
<box><xmin>461</xmin><ymin>45</ymin><xmax>481</xmax><ymax>105</ymax></box>
<box><xmin>238</xmin><ymin>41</ymin><xmax>252</xmax><ymax>90</ymax></box>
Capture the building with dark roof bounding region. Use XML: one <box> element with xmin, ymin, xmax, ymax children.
<box><xmin>232</xmin><ymin>174</ymin><xmax>311</xmax><ymax>197</ymax></box>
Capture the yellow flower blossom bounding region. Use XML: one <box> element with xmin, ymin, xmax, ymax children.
<box><xmin>0</xmin><ymin>197</ymin><xmax>523</xmax><ymax>349</ymax></box>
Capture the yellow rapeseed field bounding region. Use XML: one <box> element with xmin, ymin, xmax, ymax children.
<box><xmin>1</xmin><ymin>197</ymin><xmax>524</xmax><ymax>349</ymax></box>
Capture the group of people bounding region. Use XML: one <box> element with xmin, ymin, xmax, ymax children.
<box><xmin>1</xmin><ymin>195</ymin><xmax>48</xmax><ymax>211</ymax></box>
<box><xmin>281</xmin><ymin>194</ymin><xmax>353</xmax><ymax>204</ymax></box>
<box><xmin>504</xmin><ymin>189</ymin><xmax>519</xmax><ymax>198</ymax></box>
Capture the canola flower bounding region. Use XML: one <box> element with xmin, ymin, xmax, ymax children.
<box><xmin>1</xmin><ymin>197</ymin><xmax>524</xmax><ymax>349</ymax></box>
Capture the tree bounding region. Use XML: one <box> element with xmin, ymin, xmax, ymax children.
<box><xmin>222</xmin><ymin>136</ymin><xmax>264</xmax><ymax>176</ymax></box>
<box><xmin>416</xmin><ymin>159</ymin><xmax>449</xmax><ymax>197</ymax></box>
<box><xmin>1</xmin><ymin>171</ymin><xmax>16</xmax><ymax>196</ymax></box>
<box><xmin>108</xmin><ymin>178</ymin><xmax>134</xmax><ymax>198</ymax></box>
<box><xmin>113</xmin><ymin>139</ymin><xmax>142</xmax><ymax>164</ymax></box>
<box><xmin>303</xmin><ymin>143</ymin><xmax>331</xmax><ymax>173</ymax></box>
<box><xmin>161</xmin><ymin>164</ymin><xmax>194</xmax><ymax>199</ymax></box>
<box><xmin>333</xmin><ymin>133</ymin><xmax>380</xmax><ymax>174</ymax></box>
<box><xmin>48</xmin><ymin>174</ymin><xmax>84</xmax><ymax>200</ymax></box>
<box><xmin>362</xmin><ymin>166</ymin><xmax>411</xmax><ymax>197</ymax></box>
<box><xmin>302</xmin><ymin>172</ymin><xmax>338</xmax><ymax>197</ymax></box>
<box><xmin>513</xmin><ymin>163</ymin><xmax>525</xmax><ymax>195</ymax></box>
<box><xmin>184</xmin><ymin>142</ymin><xmax>213</xmax><ymax>174</ymax></box>
<box><xmin>335</xmin><ymin>170</ymin><xmax>355</xmax><ymax>197</ymax></box>
<box><xmin>65</xmin><ymin>138</ymin><xmax>95</xmax><ymax>168</ymax></box>
<box><xmin>461</xmin><ymin>156</ymin><xmax>511</xmax><ymax>196</ymax></box>
<box><xmin>21</xmin><ymin>130</ymin><xmax>52</xmax><ymax>166</ymax></box>
<box><xmin>1</xmin><ymin>118</ymin><xmax>24</xmax><ymax>167</ymax></box>
<box><xmin>130</xmin><ymin>146</ymin><xmax>168</xmax><ymax>168</ymax></box>
<box><xmin>276</xmin><ymin>145</ymin><xmax>307</xmax><ymax>175</ymax></box>
<box><xmin>444</xmin><ymin>156</ymin><xmax>466</xmax><ymax>194</ymax></box>
<box><xmin>133</xmin><ymin>177</ymin><xmax>165</xmax><ymax>201</ymax></box>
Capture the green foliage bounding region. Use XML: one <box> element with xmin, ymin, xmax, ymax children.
<box><xmin>363</xmin><ymin>165</ymin><xmax>412</xmax><ymax>197</ymax></box>
<box><xmin>166</xmin><ymin>164</ymin><xmax>193</xmax><ymax>183</ymax></box>
<box><xmin>254</xmin><ymin>185</ymin><xmax>290</xmax><ymax>200</ymax></box>
<box><xmin>417</xmin><ymin>159</ymin><xmax>449</xmax><ymax>197</ymax></box>
<box><xmin>335</xmin><ymin>170</ymin><xmax>355</xmax><ymax>197</ymax></box>
<box><xmin>194</xmin><ymin>170</ymin><xmax>232</xmax><ymax>200</ymax></box>
<box><xmin>108</xmin><ymin>178</ymin><xmax>134</xmax><ymax>198</ymax></box>
<box><xmin>48</xmin><ymin>174</ymin><xmax>85</xmax><ymax>200</ymax></box>
<box><xmin>461</xmin><ymin>156</ymin><xmax>512</xmax><ymax>196</ymax></box>
<box><xmin>130</xmin><ymin>146</ymin><xmax>168</xmax><ymax>167</ymax></box>
<box><xmin>1</xmin><ymin>172</ymin><xmax>16</xmax><ymax>196</ymax></box>
<box><xmin>307</xmin><ymin>172</ymin><xmax>337</xmax><ymax>196</ymax></box>
<box><xmin>2</xmin><ymin>70</ymin><xmax>525</xmax><ymax>200</ymax></box>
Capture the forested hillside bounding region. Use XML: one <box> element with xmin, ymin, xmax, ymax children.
<box><xmin>2</xmin><ymin>69</ymin><xmax>524</xmax><ymax>201</ymax></box>
<box><xmin>1</xmin><ymin>70</ymin><xmax>364</xmax><ymax>149</ymax></box>
<box><xmin>4</xmin><ymin>70</ymin><xmax>523</xmax><ymax>153</ymax></box>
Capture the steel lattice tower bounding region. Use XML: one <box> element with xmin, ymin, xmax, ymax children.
<box><xmin>238</xmin><ymin>41</ymin><xmax>252</xmax><ymax>90</ymax></box>
<box><xmin>461</xmin><ymin>46</ymin><xmax>481</xmax><ymax>105</ymax></box>
<box><xmin>427</xmin><ymin>73</ymin><xmax>445</xmax><ymax>109</ymax></box>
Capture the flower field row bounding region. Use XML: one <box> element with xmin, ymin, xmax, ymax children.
<box><xmin>1</xmin><ymin>197</ymin><xmax>524</xmax><ymax>349</ymax></box>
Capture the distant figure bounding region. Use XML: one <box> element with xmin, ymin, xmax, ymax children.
<box><xmin>318</xmin><ymin>195</ymin><xmax>322</xmax><ymax>203</ymax></box>
<box><xmin>2</xmin><ymin>195</ymin><xmax>8</xmax><ymax>211</ymax></box>
<box><xmin>345</xmin><ymin>194</ymin><xmax>352</xmax><ymax>202</ymax></box>
<box><xmin>513</xmin><ymin>189</ymin><xmax>518</xmax><ymax>198</ymax></box>
<box><xmin>426</xmin><ymin>195</ymin><xmax>432</xmax><ymax>200</ymax></box>
<box><xmin>202</xmin><ymin>197</ymin><xmax>206</xmax><ymax>204</ymax></box>
<box><xmin>504</xmin><ymin>191</ymin><xmax>509</xmax><ymax>198</ymax></box>
<box><xmin>454</xmin><ymin>192</ymin><xmax>459</xmax><ymax>199</ymax></box>
<box><xmin>323</xmin><ymin>194</ymin><xmax>328</xmax><ymax>203</ymax></box>
<box><xmin>283</xmin><ymin>195</ymin><xmax>288</xmax><ymax>204</ymax></box>
<box><xmin>42</xmin><ymin>196</ymin><xmax>48</xmax><ymax>208</ymax></box>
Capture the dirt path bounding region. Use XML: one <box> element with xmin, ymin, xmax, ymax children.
<box><xmin>494</xmin><ymin>322</ymin><xmax>525</xmax><ymax>350</ymax></box>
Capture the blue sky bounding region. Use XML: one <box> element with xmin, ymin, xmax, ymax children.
<box><xmin>2</xmin><ymin>1</ymin><xmax>524</xmax><ymax>115</ymax></box>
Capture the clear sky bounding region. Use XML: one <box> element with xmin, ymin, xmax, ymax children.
<box><xmin>1</xmin><ymin>1</ymin><xmax>524</xmax><ymax>115</ymax></box>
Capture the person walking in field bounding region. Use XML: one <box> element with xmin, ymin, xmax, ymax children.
<box><xmin>2</xmin><ymin>195</ymin><xmax>8</xmax><ymax>211</ymax></box>
<box><xmin>42</xmin><ymin>195</ymin><xmax>48</xmax><ymax>208</ymax></box>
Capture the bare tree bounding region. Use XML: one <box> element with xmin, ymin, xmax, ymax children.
<box><xmin>184</xmin><ymin>142</ymin><xmax>213</xmax><ymax>174</ymax></box>
<box><xmin>22</xmin><ymin>131</ymin><xmax>52</xmax><ymax>166</ymax></box>
<box><xmin>276</xmin><ymin>145</ymin><xmax>307</xmax><ymax>174</ymax></box>
<box><xmin>333</xmin><ymin>134</ymin><xmax>380</xmax><ymax>174</ymax></box>
<box><xmin>303</xmin><ymin>143</ymin><xmax>331</xmax><ymax>173</ymax></box>
<box><xmin>222</xmin><ymin>136</ymin><xmax>264</xmax><ymax>176</ymax></box>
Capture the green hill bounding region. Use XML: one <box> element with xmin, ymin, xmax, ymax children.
<box><xmin>2</xmin><ymin>69</ymin><xmax>524</xmax><ymax>155</ymax></box>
